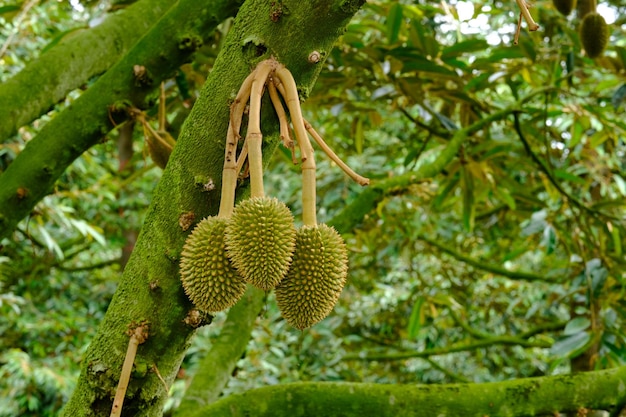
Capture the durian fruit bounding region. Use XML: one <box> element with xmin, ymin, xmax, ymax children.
<box><xmin>180</xmin><ymin>217</ymin><xmax>246</xmax><ymax>313</ymax></box>
<box><xmin>580</xmin><ymin>12</ymin><xmax>609</xmax><ymax>59</ymax></box>
<box><xmin>553</xmin><ymin>0</ymin><xmax>576</xmax><ymax>16</ymax></box>
<box><xmin>275</xmin><ymin>224</ymin><xmax>348</xmax><ymax>330</ymax></box>
<box><xmin>225</xmin><ymin>197</ymin><xmax>296</xmax><ymax>290</ymax></box>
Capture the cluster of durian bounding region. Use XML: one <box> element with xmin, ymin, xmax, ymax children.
<box><xmin>180</xmin><ymin>59</ymin><xmax>369</xmax><ymax>329</ymax></box>
<box><xmin>552</xmin><ymin>0</ymin><xmax>609</xmax><ymax>59</ymax></box>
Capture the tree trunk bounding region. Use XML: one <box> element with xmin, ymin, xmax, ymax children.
<box><xmin>61</xmin><ymin>0</ymin><xmax>364</xmax><ymax>415</ymax></box>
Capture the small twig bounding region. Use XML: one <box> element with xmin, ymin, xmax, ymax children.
<box><xmin>515</xmin><ymin>0</ymin><xmax>539</xmax><ymax>32</ymax></box>
<box><xmin>110</xmin><ymin>323</ymin><xmax>149</xmax><ymax>417</ymax></box>
<box><xmin>152</xmin><ymin>364</ymin><xmax>169</xmax><ymax>392</ymax></box>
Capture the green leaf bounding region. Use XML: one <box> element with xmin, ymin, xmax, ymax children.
<box><xmin>407</xmin><ymin>297</ymin><xmax>425</xmax><ymax>340</ymax></box>
<box><xmin>553</xmin><ymin>169</ymin><xmax>586</xmax><ymax>185</ymax></box>
<box><xmin>441</xmin><ymin>39</ymin><xmax>488</xmax><ymax>60</ymax></box>
<box><xmin>0</xmin><ymin>5</ymin><xmax>20</xmax><ymax>15</ymax></box>
<box><xmin>563</xmin><ymin>317</ymin><xmax>591</xmax><ymax>335</ymax></box>
<box><xmin>550</xmin><ymin>332</ymin><xmax>591</xmax><ymax>358</ymax></box>
<box><xmin>386</xmin><ymin>3</ymin><xmax>403</xmax><ymax>44</ymax></box>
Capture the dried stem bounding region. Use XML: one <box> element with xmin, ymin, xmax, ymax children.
<box><xmin>110</xmin><ymin>323</ymin><xmax>149</xmax><ymax>417</ymax></box>
<box><xmin>515</xmin><ymin>0</ymin><xmax>539</xmax><ymax>32</ymax></box>
<box><xmin>304</xmin><ymin>121</ymin><xmax>369</xmax><ymax>186</ymax></box>
<box><xmin>218</xmin><ymin>70</ymin><xmax>255</xmax><ymax>218</ymax></box>
<box><xmin>268</xmin><ymin>80</ymin><xmax>297</xmax><ymax>163</ymax></box>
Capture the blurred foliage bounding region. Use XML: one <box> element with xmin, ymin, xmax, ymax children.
<box><xmin>1</xmin><ymin>0</ymin><xmax>626</xmax><ymax>415</ymax></box>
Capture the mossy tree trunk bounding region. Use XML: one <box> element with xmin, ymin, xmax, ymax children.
<box><xmin>61</xmin><ymin>0</ymin><xmax>364</xmax><ymax>415</ymax></box>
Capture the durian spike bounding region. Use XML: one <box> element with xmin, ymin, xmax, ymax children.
<box><xmin>273</xmin><ymin>81</ymin><xmax>369</xmax><ymax>186</ymax></box>
<box><xmin>268</xmin><ymin>80</ymin><xmax>297</xmax><ymax>164</ymax></box>
<box><xmin>246</xmin><ymin>60</ymin><xmax>275</xmax><ymax>199</ymax></box>
<box><xmin>274</xmin><ymin>66</ymin><xmax>317</xmax><ymax>226</ymax></box>
<box><xmin>303</xmin><ymin>121</ymin><xmax>370</xmax><ymax>186</ymax></box>
<box><xmin>218</xmin><ymin>69</ymin><xmax>255</xmax><ymax>218</ymax></box>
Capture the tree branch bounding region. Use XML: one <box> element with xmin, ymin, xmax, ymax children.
<box><xmin>329</xmin><ymin>105</ymin><xmax>515</xmax><ymax>234</ymax></box>
<box><xmin>175</xmin><ymin>287</ymin><xmax>265</xmax><ymax>415</ymax></box>
<box><xmin>0</xmin><ymin>0</ymin><xmax>177</xmax><ymax>142</ymax></box>
<box><xmin>342</xmin><ymin>335</ymin><xmax>551</xmax><ymax>362</ymax></box>
<box><xmin>0</xmin><ymin>0</ymin><xmax>241</xmax><ymax>241</ymax></box>
<box><xmin>416</xmin><ymin>234</ymin><xmax>555</xmax><ymax>283</ymax></box>
<box><xmin>191</xmin><ymin>367</ymin><xmax>626</xmax><ymax>417</ymax></box>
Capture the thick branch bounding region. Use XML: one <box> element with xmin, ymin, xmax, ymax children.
<box><xmin>175</xmin><ymin>287</ymin><xmax>265</xmax><ymax>415</ymax></box>
<box><xmin>0</xmin><ymin>0</ymin><xmax>241</xmax><ymax>240</ymax></box>
<box><xmin>192</xmin><ymin>367</ymin><xmax>626</xmax><ymax>417</ymax></box>
<box><xmin>0</xmin><ymin>0</ymin><xmax>176</xmax><ymax>142</ymax></box>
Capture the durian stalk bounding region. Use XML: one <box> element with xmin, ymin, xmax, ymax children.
<box><xmin>218</xmin><ymin>70</ymin><xmax>255</xmax><ymax>218</ymax></box>
<box><xmin>246</xmin><ymin>60</ymin><xmax>274</xmax><ymax>199</ymax></box>
<box><xmin>515</xmin><ymin>0</ymin><xmax>539</xmax><ymax>31</ymax></box>
<box><xmin>273</xmin><ymin>81</ymin><xmax>369</xmax><ymax>187</ymax></box>
<box><xmin>274</xmin><ymin>66</ymin><xmax>317</xmax><ymax>226</ymax></box>
<box><xmin>268</xmin><ymin>81</ymin><xmax>297</xmax><ymax>164</ymax></box>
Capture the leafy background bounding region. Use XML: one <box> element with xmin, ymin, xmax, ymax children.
<box><xmin>0</xmin><ymin>0</ymin><xmax>625</xmax><ymax>415</ymax></box>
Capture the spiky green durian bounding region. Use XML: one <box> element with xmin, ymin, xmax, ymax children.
<box><xmin>275</xmin><ymin>224</ymin><xmax>348</xmax><ymax>330</ymax></box>
<box><xmin>553</xmin><ymin>0</ymin><xmax>576</xmax><ymax>16</ymax></box>
<box><xmin>180</xmin><ymin>217</ymin><xmax>246</xmax><ymax>312</ymax></box>
<box><xmin>225</xmin><ymin>197</ymin><xmax>296</xmax><ymax>290</ymax></box>
<box><xmin>580</xmin><ymin>12</ymin><xmax>609</xmax><ymax>59</ymax></box>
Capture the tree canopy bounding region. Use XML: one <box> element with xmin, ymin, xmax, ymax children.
<box><xmin>0</xmin><ymin>0</ymin><xmax>625</xmax><ymax>416</ymax></box>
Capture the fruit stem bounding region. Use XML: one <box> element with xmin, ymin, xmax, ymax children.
<box><xmin>274</xmin><ymin>66</ymin><xmax>317</xmax><ymax>226</ymax></box>
<box><xmin>515</xmin><ymin>0</ymin><xmax>539</xmax><ymax>31</ymax></box>
<box><xmin>268</xmin><ymin>80</ymin><xmax>297</xmax><ymax>164</ymax></box>
<box><xmin>303</xmin><ymin>120</ymin><xmax>370</xmax><ymax>186</ymax></box>
<box><xmin>246</xmin><ymin>60</ymin><xmax>274</xmax><ymax>199</ymax></box>
<box><xmin>218</xmin><ymin>70</ymin><xmax>255</xmax><ymax>218</ymax></box>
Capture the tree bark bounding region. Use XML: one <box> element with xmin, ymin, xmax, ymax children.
<box><xmin>61</xmin><ymin>0</ymin><xmax>364</xmax><ymax>415</ymax></box>
<box><xmin>191</xmin><ymin>367</ymin><xmax>626</xmax><ymax>417</ymax></box>
<box><xmin>0</xmin><ymin>0</ymin><xmax>176</xmax><ymax>142</ymax></box>
<box><xmin>0</xmin><ymin>0</ymin><xmax>241</xmax><ymax>240</ymax></box>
